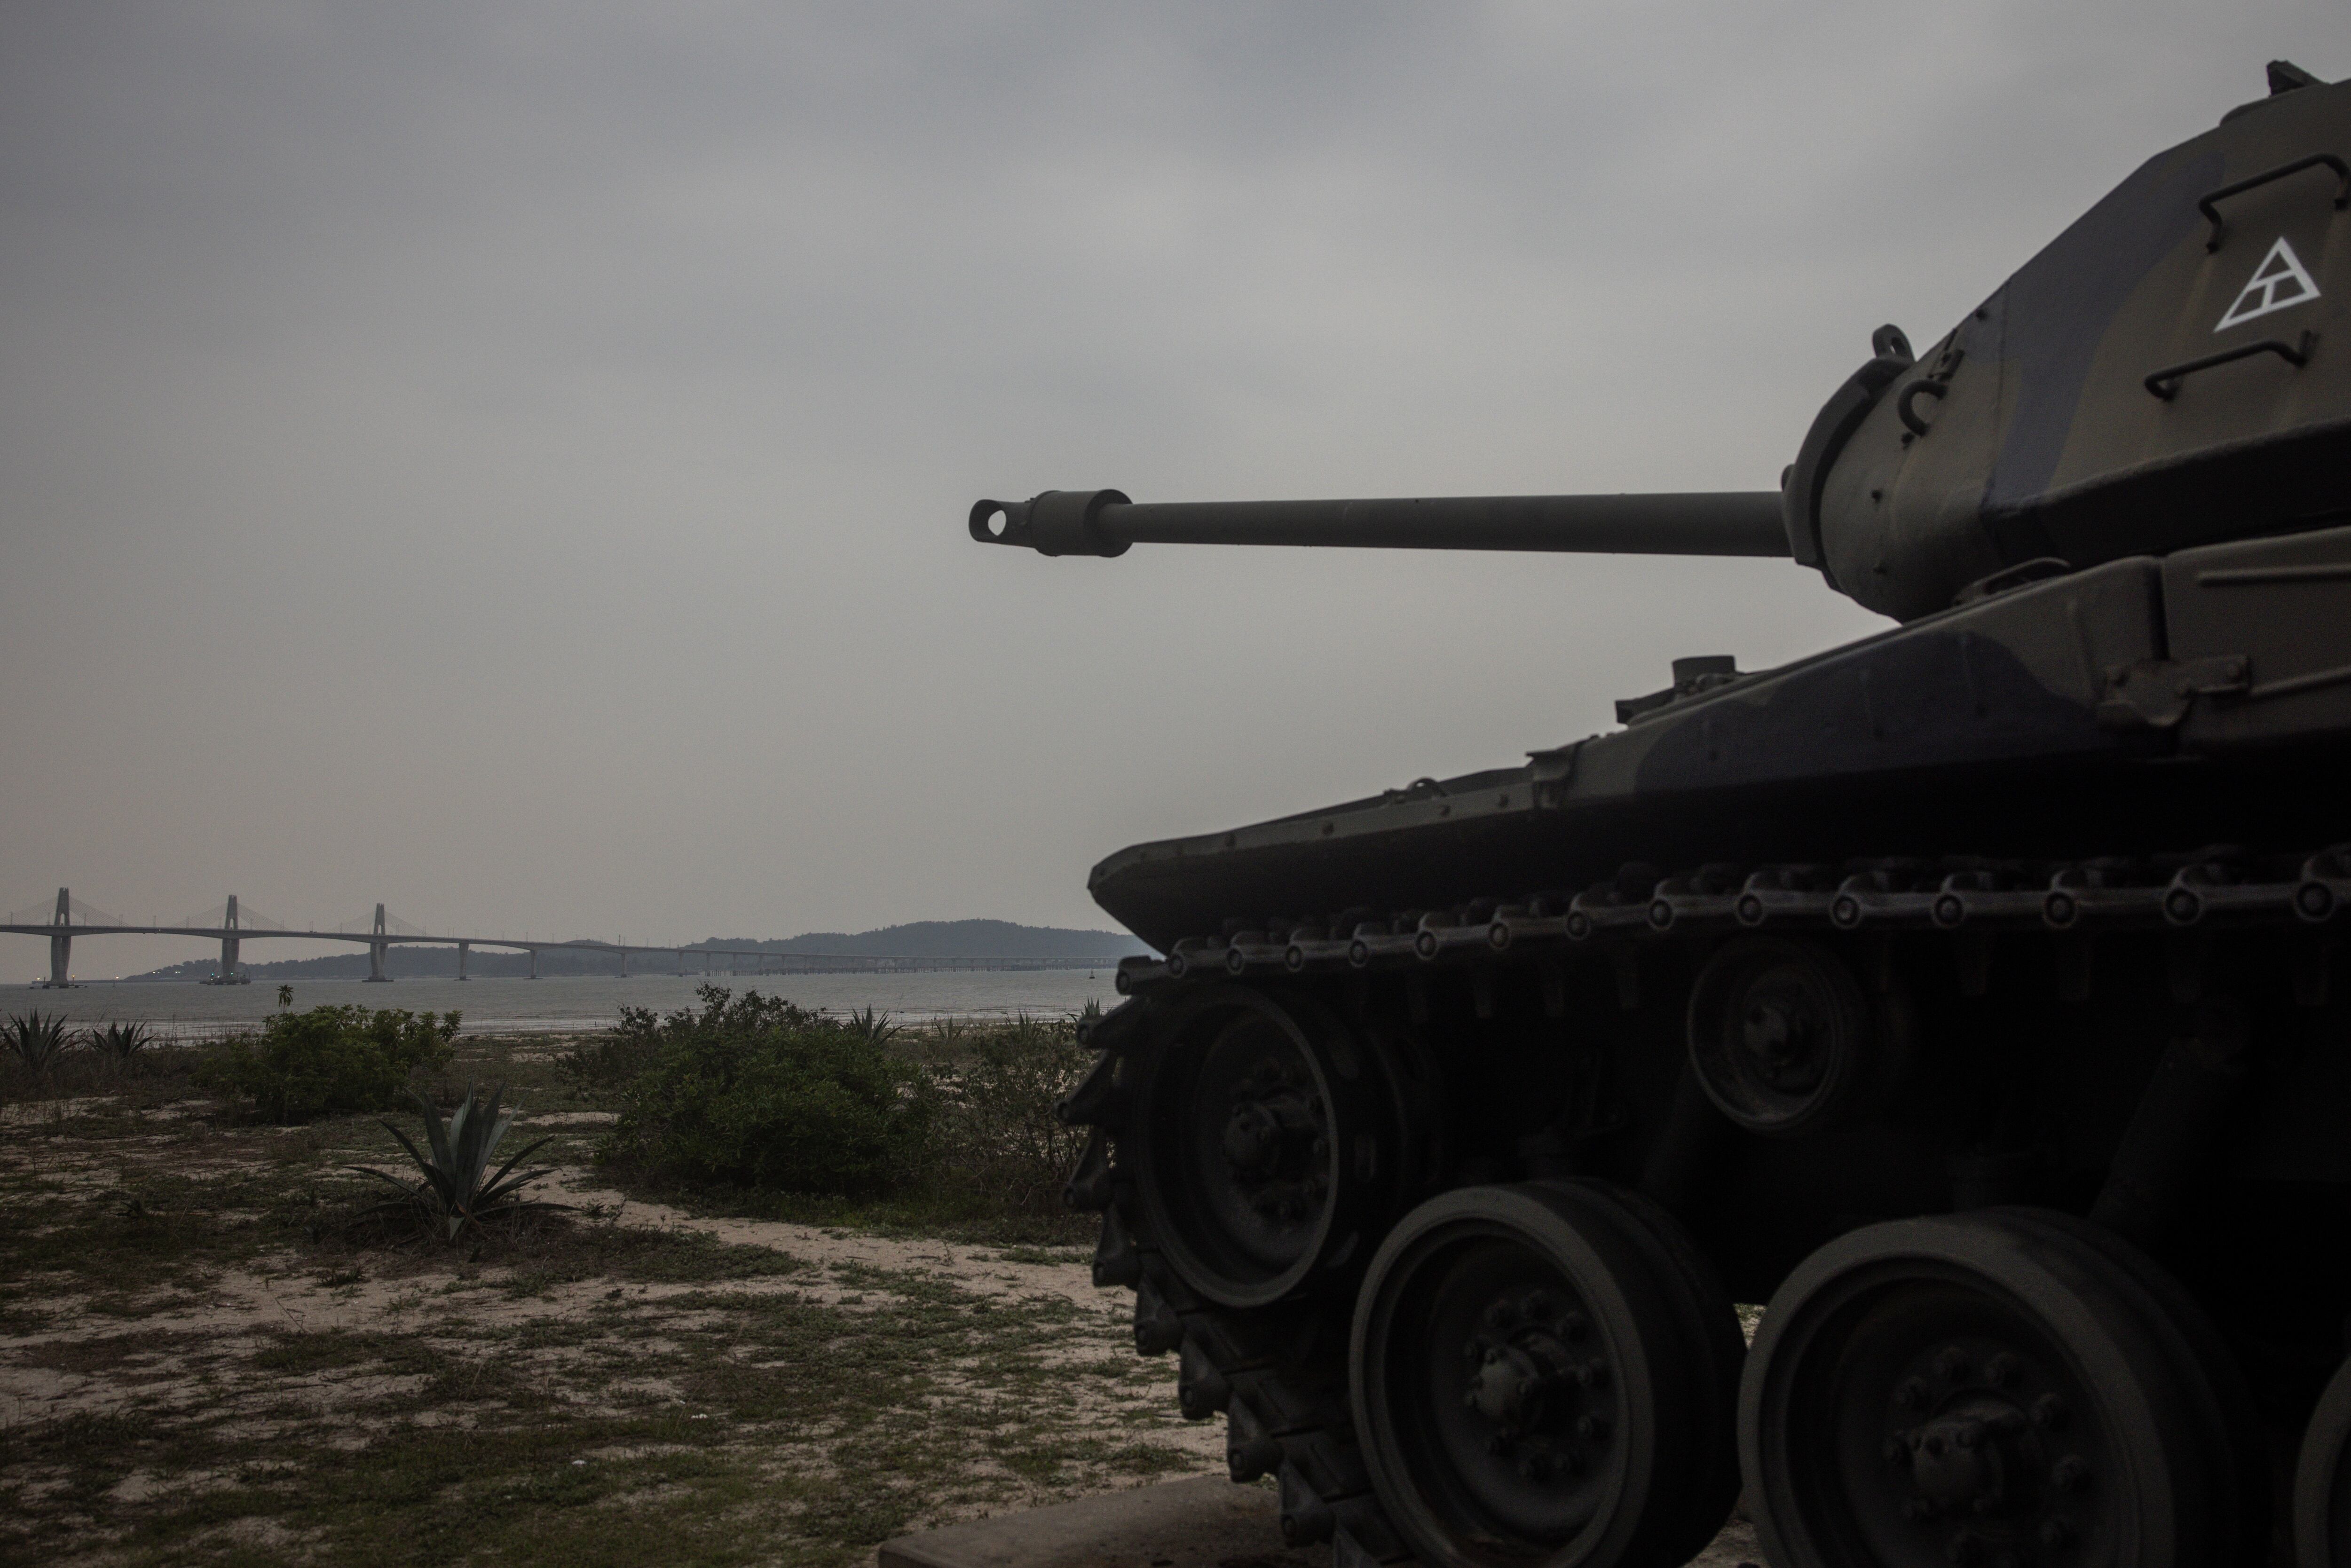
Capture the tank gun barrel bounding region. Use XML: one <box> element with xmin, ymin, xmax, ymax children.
<box><xmin>968</xmin><ymin>489</ymin><xmax>1792</xmax><ymax>559</ymax></box>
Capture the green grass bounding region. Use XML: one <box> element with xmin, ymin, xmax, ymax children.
<box><xmin>988</xmin><ymin>1245</ymin><xmax>1092</xmax><ymax>1266</ymax></box>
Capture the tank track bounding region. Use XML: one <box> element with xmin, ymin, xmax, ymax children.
<box><xmin>1147</xmin><ymin>842</ymin><xmax>2351</xmax><ymax>987</ymax></box>
<box><xmin>1065</xmin><ymin>840</ymin><xmax>2351</xmax><ymax>1568</ymax></box>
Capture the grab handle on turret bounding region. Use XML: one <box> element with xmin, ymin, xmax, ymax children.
<box><xmin>969</xmin><ymin>489</ymin><xmax>1793</xmax><ymax>559</ymax></box>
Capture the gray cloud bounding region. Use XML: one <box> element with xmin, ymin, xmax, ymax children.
<box><xmin>3</xmin><ymin>1</ymin><xmax>2342</xmax><ymax>973</ymax></box>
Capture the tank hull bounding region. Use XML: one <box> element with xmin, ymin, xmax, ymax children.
<box><xmin>1093</xmin><ymin>528</ymin><xmax>2351</xmax><ymax>952</ymax></box>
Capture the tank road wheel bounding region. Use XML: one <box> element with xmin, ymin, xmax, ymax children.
<box><xmin>1349</xmin><ymin>1181</ymin><xmax>1744</xmax><ymax>1568</ymax></box>
<box><xmin>1126</xmin><ymin>984</ymin><xmax>1415</xmax><ymax>1309</ymax></box>
<box><xmin>1070</xmin><ymin>987</ymin><xmax>1431</xmax><ymax>1563</ymax></box>
<box><xmin>2296</xmin><ymin>1354</ymin><xmax>2351</xmax><ymax>1568</ymax></box>
<box><xmin>1743</xmin><ymin>1210</ymin><xmax>2262</xmax><ymax>1568</ymax></box>
<box><xmin>1686</xmin><ymin>935</ymin><xmax>1906</xmax><ymax>1138</ymax></box>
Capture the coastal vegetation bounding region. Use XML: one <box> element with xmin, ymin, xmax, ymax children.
<box><xmin>0</xmin><ymin>998</ymin><xmax>1176</xmax><ymax>1567</ymax></box>
<box><xmin>920</xmin><ymin>1011</ymin><xmax>1094</xmax><ymax>1215</ymax></box>
<box><xmin>4</xmin><ymin>1012</ymin><xmax>169</xmax><ymax>1086</ymax></box>
<box><xmin>579</xmin><ymin>986</ymin><xmax>1095</xmax><ymax>1227</ymax></box>
<box><xmin>2</xmin><ymin>1010</ymin><xmax>75</xmax><ymax>1080</ymax></box>
<box><xmin>353</xmin><ymin>1083</ymin><xmax>567</xmax><ymax>1242</ymax></box>
<box><xmin>87</xmin><ymin>1019</ymin><xmax>155</xmax><ymax>1065</ymax></box>
<box><xmin>593</xmin><ymin>989</ymin><xmax>935</xmax><ymax>1197</ymax></box>
<box><xmin>191</xmin><ymin>1002</ymin><xmax>461</xmax><ymax>1123</ymax></box>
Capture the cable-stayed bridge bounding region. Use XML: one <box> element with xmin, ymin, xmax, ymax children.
<box><xmin>1</xmin><ymin>888</ymin><xmax>946</xmax><ymax>987</ymax></box>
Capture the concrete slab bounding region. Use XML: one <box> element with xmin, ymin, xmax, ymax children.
<box><xmin>876</xmin><ymin>1475</ymin><xmax>1324</xmax><ymax>1568</ymax></box>
<box><xmin>875</xmin><ymin>1474</ymin><xmax>1767</xmax><ymax>1568</ymax></box>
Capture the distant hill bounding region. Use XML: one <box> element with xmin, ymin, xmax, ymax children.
<box><xmin>118</xmin><ymin>918</ymin><xmax>1152</xmax><ymax>982</ymax></box>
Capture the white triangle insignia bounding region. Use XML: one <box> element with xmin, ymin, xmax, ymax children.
<box><xmin>2216</xmin><ymin>236</ymin><xmax>2321</xmax><ymax>331</ymax></box>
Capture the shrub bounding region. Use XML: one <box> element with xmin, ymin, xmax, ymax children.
<box><xmin>925</xmin><ymin>1013</ymin><xmax>1094</xmax><ymax>1213</ymax></box>
<box><xmin>840</xmin><ymin>1007</ymin><xmax>901</xmax><ymax>1048</ymax></box>
<box><xmin>195</xmin><ymin>1004</ymin><xmax>460</xmax><ymax>1123</ymax></box>
<box><xmin>89</xmin><ymin>1020</ymin><xmax>156</xmax><ymax>1065</ymax></box>
<box><xmin>3</xmin><ymin>1012</ymin><xmax>75</xmax><ymax>1080</ymax></box>
<box><xmin>599</xmin><ymin>987</ymin><xmax>934</xmax><ymax>1196</ymax></box>
<box><xmin>559</xmin><ymin>1004</ymin><xmax>666</xmax><ymax>1094</ymax></box>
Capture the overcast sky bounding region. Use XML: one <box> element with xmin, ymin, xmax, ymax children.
<box><xmin>3</xmin><ymin>2</ymin><xmax>2343</xmax><ymax>975</ymax></box>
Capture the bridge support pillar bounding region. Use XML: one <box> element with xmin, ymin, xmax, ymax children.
<box><xmin>529</xmin><ymin>948</ymin><xmax>538</xmax><ymax>979</ymax></box>
<box><xmin>366</xmin><ymin>903</ymin><xmax>391</xmax><ymax>982</ymax></box>
<box><xmin>618</xmin><ymin>948</ymin><xmax>628</xmax><ymax>978</ymax></box>
<box><xmin>218</xmin><ymin>893</ymin><xmax>242</xmax><ymax>983</ymax></box>
<box><xmin>676</xmin><ymin>950</ymin><xmax>686</xmax><ymax>976</ymax></box>
<box><xmin>42</xmin><ymin>887</ymin><xmax>73</xmax><ymax>988</ymax></box>
<box><xmin>458</xmin><ymin>941</ymin><xmax>471</xmax><ymax>981</ymax></box>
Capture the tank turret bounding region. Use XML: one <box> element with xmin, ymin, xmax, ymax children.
<box><xmin>978</xmin><ymin>66</ymin><xmax>2351</xmax><ymax>622</ymax></box>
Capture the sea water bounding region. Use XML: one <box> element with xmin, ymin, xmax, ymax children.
<box><xmin>6</xmin><ymin>970</ymin><xmax>1119</xmax><ymax>1041</ymax></box>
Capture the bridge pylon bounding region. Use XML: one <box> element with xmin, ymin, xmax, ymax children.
<box><xmin>202</xmin><ymin>895</ymin><xmax>252</xmax><ymax>985</ymax></box>
<box><xmin>42</xmin><ymin>888</ymin><xmax>74</xmax><ymax>988</ymax></box>
<box><xmin>366</xmin><ymin>903</ymin><xmax>390</xmax><ymax>982</ymax></box>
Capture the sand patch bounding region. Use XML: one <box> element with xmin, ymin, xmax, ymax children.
<box><xmin>0</xmin><ymin>1096</ymin><xmax>120</xmax><ymax>1127</ymax></box>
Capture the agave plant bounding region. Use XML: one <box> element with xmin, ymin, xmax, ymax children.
<box><xmin>90</xmin><ymin>1020</ymin><xmax>155</xmax><ymax>1063</ymax></box>
<box><xmin>840</xmin><ymin>1006</ymin><xmax>900</xmax><ymax>1047</ymax></box>
<box><xmin>4</xmin><ymin>1011</ymin><xmax>75</xmax><ymax>1078</ymax></box>
<box><xmin>350</xmin><ymin>1083</ymin><xmax>565</xmax><ymax>1241</ymax></box>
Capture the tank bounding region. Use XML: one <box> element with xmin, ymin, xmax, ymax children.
<box><xmin>973</xmin><ymin>63</ymin><xmax>2351</xmax><ymax>1568</ymax></box>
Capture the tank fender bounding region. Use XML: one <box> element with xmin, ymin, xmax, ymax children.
<box><xmin>2157</xmin><ymin>520</ymin><xmax>2351</xmax><ymax>749</ymax></box>
<box><xmin>1614</xmin><ymin>555</ymin><xmax>2168</xmax><ymax>798</ymax></box>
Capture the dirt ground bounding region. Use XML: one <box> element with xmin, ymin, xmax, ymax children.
<box><xmin>0</xmin><ymin>1038</ymin><xmax>1224</xmax><ymax>1568</ymax></box>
